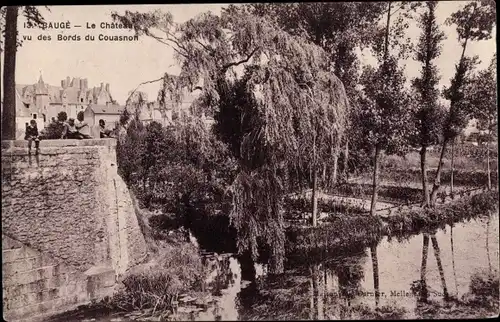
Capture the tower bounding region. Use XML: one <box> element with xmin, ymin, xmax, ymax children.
<box><xmin>34</xmin><ymin>72</ymin><xmax>49</xmax><ymax>123</ymax></box>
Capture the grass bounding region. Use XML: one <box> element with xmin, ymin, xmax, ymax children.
<box><xmin>64</xmin><ymin>192</ymin><xmax>210</xmax><ymax>320</ymax></box>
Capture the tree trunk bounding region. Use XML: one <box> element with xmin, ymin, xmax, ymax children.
<box><xmin>311</xmin><ymin>169</ymin><xmax>318</xmax><ymax>227</ymax></box>
<box><xmin>2</xmin><ymin>6</ymin><xmax>19</xmax><ymax>140</ymax></box>
<box><xmin>450</xmin><ymin>139</ymin><xmax>455</xmax><ymax>196</ymax></box>
<box><xmin>431</xmin><ymin>235</ymin><xmax>449</xmax><ymax>300</ymax></box>
<box><xmin>420</xmin><ymin>146</ymin><xmax>430</xmax><ymax>207</ymax></box>
<box><xmin>370</xmin><ymin>245</ymin><xmax>380</xmax><ymax>308</ymax></box>
<box><xmin>487</xmin><ymin>119</ymin><xmax>491</xmax><ymax>190</ymax></box>
<box><xmin>430</xmin><ymin>139</ymin><xmax>449</xmax><ymax>207</ymax></box>
<box><xmin>419</xmin><ymin>234</ymin><xmax>430</xmax><ymax>302</ymax></box>
<box><xmin>370</xmin><ymin>146</ymin><xmax>381</xmax><ymax>216</ymax></box>
<box><xmin>343</xmin><ymin>140</ymin><xmax>349</xmax><ymax>180</ymax></box>
<box><xmin>238</xmin><ymin>250</ymin><xmax>257</xmax><ymax>282</ymax></box>
<box><xmin>332</xmin><ymin>142</ymin><xmax>340</xmax><ymax>186</ymax></box>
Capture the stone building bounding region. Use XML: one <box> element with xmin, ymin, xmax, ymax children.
<box><xmin>15</xmin><ymin>75</ymin><xmax>116</xmax><ymax>139</ymax></box>
<box><xmin>83</xmin><ymin>104</ymin><xmax>126</xmax><ymax>134</ymax></box>
<box><xmin>126</xmin><ymin>86</ymin><xmax>204</xmax><ymax>127</ymax></box>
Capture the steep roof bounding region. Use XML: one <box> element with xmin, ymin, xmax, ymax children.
<box><xmin>15</xmin><ymin>87</ymin><xmax>38</xmax><ymax>117</ymax></box>
<box><xmin>87</xmin><ymin>104</ymin><xmax>125</xmax><ymax>115</ymax></box>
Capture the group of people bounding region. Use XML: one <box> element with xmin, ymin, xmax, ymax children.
<box><xmin>25</xmin><ymin>111</ymin><xmax>114</xmax><ymax>154</ymax></box>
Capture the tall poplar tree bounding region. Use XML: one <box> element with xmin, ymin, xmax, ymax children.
<box><xmin>430</xmin><ymin>0</ymin><xmax>496</xmax><ymax>205</ymax></box>
<box><xmin>358</xmin><ymin>1</ymin><xmax>417</xmax><ymax>216</ymax></box>
<box><xmin>411</xmin><ymin>1</ymin><xmax>446</xmax><ymax>207</ymax></box>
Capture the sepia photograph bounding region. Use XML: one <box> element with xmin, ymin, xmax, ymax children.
<box><xmin>1</xmin><ymin>2</ymin><xmax>498</xmax><ymax>321</ymax></box>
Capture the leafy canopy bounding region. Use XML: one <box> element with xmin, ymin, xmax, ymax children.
<box><xmin>112</xmin><ymin>8</ymin><xmax>351</xmax><ymax>273</ymax></box>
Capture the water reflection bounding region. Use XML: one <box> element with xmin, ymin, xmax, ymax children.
<box><xmin>67</xmin><ymin>213</ymin><xmax>499</xmax><ymax>321</ymax></box>
<box><xmin>232</xmin><ymin>213</ymin><xmax>499</xmax><ymax>320</ymax></box>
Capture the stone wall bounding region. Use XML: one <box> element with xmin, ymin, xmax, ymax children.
<box><xmin>2</xmin><ymin>139</ymin><xmax>147</xmax><ymax>321</ymax></box>
<box><xmin>2</xmin><ymin>235</ymin><xmax>115</xmax><ymax>321</ymax></box>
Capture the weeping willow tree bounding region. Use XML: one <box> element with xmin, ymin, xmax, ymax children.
<box><xmin>112</xmin><ymin>7</ymin><xmax>349</xmax><ymax>273</ymax></box>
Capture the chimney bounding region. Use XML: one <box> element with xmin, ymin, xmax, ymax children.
<box><xmin>80</xmin><ymin>79</ymin><xmax>84</xmax><ymax>89</ymax></box>
<box><xmin>84</xmin><ymin>79</ymin><xmax>88</xmax><ymax>89</ymax></box>
<box><xmin>105</xmin><ymin>83</ymin><xmax>109</xmax><ymax>93</ymax></box>
<box><xmin>66</xmin><ymin>76</ymin><xmax>71</xmax><ymax>87</ymax></box>
<box><xmin>61</xmin><ymin>80</ymin><xmax>66</xmax><ymax>88</ymax></box>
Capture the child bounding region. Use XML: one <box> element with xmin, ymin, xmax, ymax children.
<box><xmin>61</xmin><ymin>118</ymin><xmax>79</xmax><ymax>139</ymax></box>
<box><xmin>25</xmin><ymin>120</ymin><xmax>40</xmax><ymax>154</ymax></box>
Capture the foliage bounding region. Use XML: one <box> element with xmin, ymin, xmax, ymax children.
<box><xmin>383</xmin><ymin>190</ymin><xmax>498</xmax><ymax>239</ymax></box>
<box><xmin>442</xmin><ymin>56</ymin><xmax>481</xmax><ymax>140</ymax></box>
<box><xmin>357</xmin><ymin>2</ymin><xmax>419</xmax><ymax>195</ymax></box>
<box><xmin>441</xmin><ymin>0</ymin><xmax>496</xmax><ymax>141</ymax></box>
<box><xmin>466</xmin><ymin>55</ymin><xmax>497</xmax><ymax>130</ymax></box>
<box><xmin>40</xmin><ymin>120</ymin><xmax>65</xmax><ymax>139</ymax></box>
<box><xmin>104</xmin><ymin>241</ymin><xmax>206</xmax><ymax>314</ymax></box>
<box><xmin>288</xmin><ymin>190</ymin><xmax>498</xmax><ymax>254</ymax></box>
<box><xmin>243</xmin><ymin>3</ymin><xmax>397</xmax><ymax>182</ymax></box>
<box><xmin>359</xmin><ymin>56</ymin><xmax>412</xmax><ymax>154</ymax></box>
<box><xmin>376</xmin><ymin>168</ymin><xmax>498</xmax><ymax>188</ymax></box>
<box><xmin>283</xmin><ymin>196</ymin><xmax>366</xmax><ymax>218</ymax></box>
<box><xmin>112</xmin><ymin>7</ymin><xmax>350</xmax><ymax>273</ymax></box>
<box><xmin>414</xmin><ymin>268</ymin><xmax>499</xmax><ymax>319</ymax></box>
<box><xmin>0</xmin><ymin>6</ymin><xmax>50</xmax><ymax>52</ymax></box>
<box><xmin>468</xmin><ymin>269</ymin><xmax>499</xmax><ymax>309</ymax></box>
<box><xmin>116</xmin><ymin>117</ymin><xmax>146</xmax><ymax>184</ymax></box>
<box><xmin>286</xmin><ymin>213</ymin><xmax>383</xmax><ymax>257</ymax></box>
<box><xmin>242</xmin><ymin>3</ymin><xmax>385</xmax><ymax>94</ymax></box>
<box><xmin>409</xmin><ymin>1</ymin><xmax>446</xmax><ymax>149</ymax></box>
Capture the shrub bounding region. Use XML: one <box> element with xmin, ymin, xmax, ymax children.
<box><xmin>467</xmin><ymin>269</ymin><xmax>499</xmax><ymax>309</ymax></box>
<box><xmin>40</xmin><ymin>121</ymin><xmax>65</xmax><ymax>139</ymax></box>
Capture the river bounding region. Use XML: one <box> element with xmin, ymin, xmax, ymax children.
<box><xmin>53</xmin><ymin>213</ymin><xmax>499</xmax><ymax>321</ymax></box>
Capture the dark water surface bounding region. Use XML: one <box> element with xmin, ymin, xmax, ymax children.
<box><xmin>60</xmin><ymin>213</ymin><xmax>499</xmax><ymax>321</ymax></box>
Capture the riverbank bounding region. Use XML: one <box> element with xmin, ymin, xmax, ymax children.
<box><xmin>48</xmin><ymin>194</ymin><xmax>211</xmax><ymax>322</ymax></box>
<box><xmin>286</xmin><ymin>190</ymin><xmax>499</xmax><ymax>259</ymax></box>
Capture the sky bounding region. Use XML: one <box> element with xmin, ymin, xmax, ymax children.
<box><xmin>1</xmin><ymin>2</ymin><xmax>496</xmax><ymax>105</ymax></box>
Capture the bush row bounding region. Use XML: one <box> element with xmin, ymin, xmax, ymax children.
<box><xmin>380</xmin><ymin>169</ymin><xmax>497</xmax><ymax>187</ymax></box>
<box><xmin>428</xmin><ymin>144</ymin><xmax>499</xmax><ymax>160</ymax></box>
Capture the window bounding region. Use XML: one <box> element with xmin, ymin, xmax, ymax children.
<box><xmin>43</xmin><ymin>114</ymin><xmax>46</xmax><ymax>122</ymax></box>
<box><xmin>33</xmin><ymin>114</ymin><xmax>37</xmax><ymax>119</ymax></box>
<box><xmin>81</xmin><ymin>98</ymin><xmax>84</xmax><ymax>103</ymax></box>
